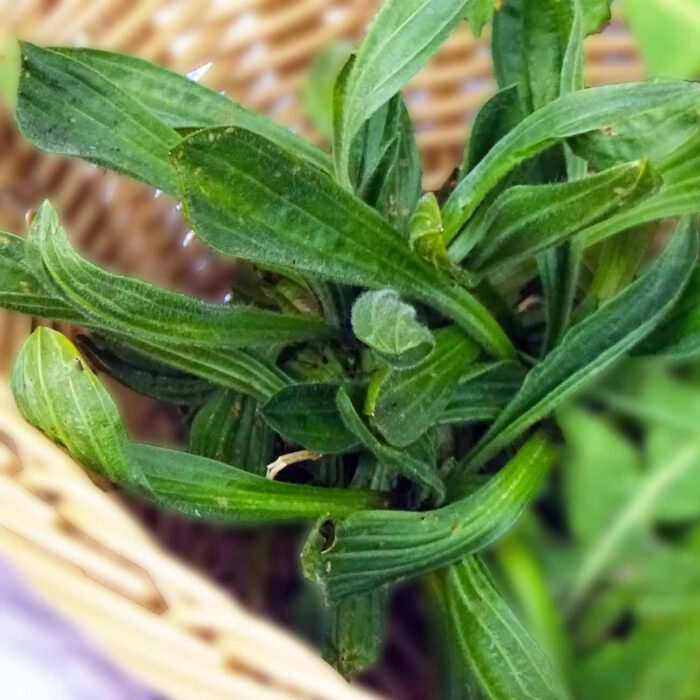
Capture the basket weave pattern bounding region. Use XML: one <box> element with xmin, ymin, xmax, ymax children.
<box><xmin>0</xmin><ymin>2</ymin><xmax>642</xmax><ymax>699</ymax></box>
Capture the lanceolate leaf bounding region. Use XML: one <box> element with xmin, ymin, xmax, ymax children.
<box><xmin>12</xmin><ymin>328</ymin><xmax>384</xmax><ymax>523</ymax></box>
<box><xmin>371</xmin><ymin>326</ymin><xmax>480</xmax><ymax>447</ymax></box>
<box><xmin>80</xmin><ymin>335</ymin><xmax>214</xmax><ymax>407</ymax></box>
<box><xmin>11</xmin><ymin>327</ymin><xmax>135</xmax><ymax>486</ymax></box>
<box><xmin>302</xmin><ymin>433</ymin><xmax>555</xmax><ymax>600</ymax></box>
<box><xmin>464</xmin><ymin>0</ymin><xmax>496</xmax><ymax>38</ymax></box>
<box><xmin>189</xmin><ymin>389</ymin><xmax>274</xmax><ymax>475</ymax></box>
<box><xmin>492</xmin><ymin>0</ymin><xmax>576</xmax><ymax>113</ymax></box>
<box><xmin>466</xmin><ymin>160</ymin><xmax>657</xmax><ymax>273</ymax></box>
<box><xmin>351</xmin><ymin>290</ymin><xmax>434</xmax><ymax>367</ymax></box>
<box><xmin>336</xmin><ymin>387</ymin><xmax>445</xmax><ymax>501</ymax></box>
<box><xmin>334</xmin><ymin>0</ymin><xmax>471</xmax><ymax>184</ymax></box>
<box><xmin>173</xmin><ymin>127</ymin><xmax>515</xmax><ymax>359</ymax></box>
<box><xmin>261</xmin><ymin>383</ymin><xmax>360</xmax><ymax>454</ymax></box>
<box><xmin>431</xmin><ymin>556</ymin><xmax>568</xmax><ymax>700</ymax></box>
<box><xmin>348</xmin><ymin>93</ymin><xmax>422</xmax><ymax>233</ymax></box>
<box><xmin>13</xmin><ymin>43</ymin><xmax>328</xmax><ymax>194</ymax></box>
<box><xmin>444</xmin><ymin>81</ymin><xmax>700</xmax><ymax>240</ymax></box>
<box><xmin>0</xmin><ymin>217</ymin><xmax>290</xmax><ymax>402</ymax></box>
<box><xmin>32</xmin><ymin>202</ymin><xmax>332</xmax><ymax>351</ymax></box>
<box><xmin>461</xmin><ymin>218</ymin><xmax>698</xmax><ymax>473</ymax></box>
<box><xmin>439</xmin><ymin>362</ymin><xmax>526</xmax><ymax>425</ymax></box>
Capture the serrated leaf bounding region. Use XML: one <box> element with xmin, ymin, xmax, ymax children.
<box><xmin>189</xmin><ymin>389</ymin><xmax>274</xmax><ymax>476</ymax></box>
<box><xmin>173</xmin><ymin>126</ymin><xmax>514</xmax><ymax>359</ymax></box>
<box><xmin>333</xmin><ymin>0</ymin><xmax>471</xmax><ymax>185</ymax></box>
<box><xmin>430</xmin><ymin>556</ymin><xmax>568</xmax><ymax>700</ymax></box>
<box><xmin>371</xmin><ymin>326</ymin><xmax>480</xmax><ymax>447</ymax></box>
<box><xmin>32</xmin><ymin>202</ymin><xmax>332</xmax><ymax>351</ymax></box>
<box><xmin>466</xmin><ymin>160</ymin><xmax>658</xmax><ymax>274</ymax></box>
<box><xmin>261</xmin><ymin>383</ymin><xmax>360</xmax><ymax>454</ymax></box>
<box><xmin>444</xmin><ymin>81</ymin><xmax>700</xmax><ymax>240</ymax></box>
<box><xmin>351</xmin><ymin>290</ymin><xmax>434</xmax><ymax>367</ymax></box>
<box><xmin>336</xmin><ymin>387</ymin><xmax>445</xmax><ymax>501</ymax></box>
<box><xmin>459</xmin><ymin>218</ymin><xmax>697</xmax><ymax>474</ymax></box>
<box><xmin>302</xmin><ymin>432</ymin><xmax>555</xmax><ymax>600</ymax></box>
<box><xmin>13</xmin><ymin>43</ymin><xmax>328</xmax><ymax>194</ymax></box>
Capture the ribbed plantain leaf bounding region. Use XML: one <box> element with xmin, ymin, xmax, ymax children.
<box><xmin>173</xmin><ymin>127</ymin><xmax>514</xmax><ymax>359</ymax></box>
<box><xmin>444</xmin><ymin>81</ymin><xmax>700</xmax><ymax>240</ymax></box>
<box><xmin>429</xmin><ymin>556</ymin><xmax>568</xmax><ymax>700</ymax></box>
<box><xmin>302</xmin><ymin>433</ymin><xmax>555</xmax><ymax>600</ymax></box>
<box><xmin>12</xmin><ymin>328</ymin><xmax>383</xmax><ymax>523</ymax></box>
<box><xmin>12</xmin><ymin>42</ymin><xmax>328</xmax><ymax>194</ymax></box>
<box><xmin>371</xmin><ymin>326</ymin><xmax>480</xmax><ymax>447</ymax></box>
<box><xmin>460</xmin><ymin>218</ymin><xmax>698</xmax><ymax>474</ymax></box>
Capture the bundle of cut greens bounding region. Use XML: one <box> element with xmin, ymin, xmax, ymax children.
<box><xmin>2</xmin><ymin>0</ymin><xmax>700</xmax><ymax>696</ymax></box>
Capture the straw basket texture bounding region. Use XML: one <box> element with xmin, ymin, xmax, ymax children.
<box><xmin>0</xmin><ymin>2</ymin><xmax>643</xmax><ymax>699</ymax></box>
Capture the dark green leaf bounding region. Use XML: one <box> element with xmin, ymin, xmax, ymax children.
<box><xmin>466</xmin><ymin>160</ymin><xmax>657</xmax><ymax>273</ymax></box>
<box><xmin>79</xmin><ymin>334</ymin><xmax>214</xmax><ymax>407</ymax></box>
<box><xmin>430</xmin><ymin>556</ymin><xmax>568</xmax><ymax>700</ymax></box>
<box><xmin>261</xmin><ymin>383</ymin><xmax>360</xmax><ymax>454</ymax></box>
<box><xmin>336</xmin><ymin>387</ymin><xmax>445</xmax><ymax>501</ymax></box>
<box><xmin>440</xmin><ymin>362</ymin><xmax>526</xmax><ymax>425</ymax></box>
<box><xmin>371</xmin><ymin>326</ymin><xmax>480</xmax><ymax>447</ymax></box>
<box><xmin>460</xmin><ymin>218</ymin><xmax>697</xmax><ymax>474</ymax></box>
<box><xmin>189</xmin><ymin>389</ymin><xmax>274</xmax><ymax>476</ymax></box>
<box><xmin>333</xmin><ymin>0</ymin><xmax>470</xmax><ymax>184</ymax></box>
<box><xmin>32</xmin><ymin>202</ymin><xmax>332</xmax><ymax>351</ymax></box>
<box><xmin>14</xmin><ymin>43</ymin><xmax>328</xmax><ymax>194</ymax></box>
<box><xmin>349</xmin><ymin>93</ymin><xmax>422</xmax><ymax>233</ymax></box>
<box><xmin>302</xmin><ymin>432</ymin><xmax>555</xmax><ymax>600</ymax></box>
<box><xmin>173</xmin><ymin>127</ymin><xmax>515</xmax><ymax>359</ymax></box>
<box><xmin>323</xmin><ymin>590</ymin><xmax>387</xmax><ymax>678</ymax></box>
<box><xmin>444</xmin><ymin>81</ymin><xmax>700</xmax><ymax>240</ymax></box>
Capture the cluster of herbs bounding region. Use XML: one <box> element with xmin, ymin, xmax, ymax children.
<box><xmin>2</xmin><ymin>0</ymin><xmax>700</xmax><ymax>697</ymax></box>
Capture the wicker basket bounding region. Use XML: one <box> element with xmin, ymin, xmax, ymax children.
<box><xmin>0</xmin><ymin>2</ymin><xmax>643</xmax><ymax>699</ymax></box>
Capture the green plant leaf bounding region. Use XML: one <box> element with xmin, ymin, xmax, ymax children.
<box><xmin>261</xmin><ymin>383</ymin><xmax>360</xmax><ymax>454</ymax></box>
<box><xmin>460</xmin><ymin>218</ymin><xmax>697</xmax><ymax>473</ymax></box>
<box><xmin>333</xmin><ymin>0</ymin><xmax>471</xmax><ymax>185</ymax></box>
<box><xmin>189</xmin><ymin>389</ymin><xmax>274</xmax><ymax>476</ymax></box>
<box><xmin>444</xmin><ymin>80</ymin><xmax>700</xmax><ymax>240</ymax></box>
<box><xmin>351</xmin><ymin>290</ymin><xmax>435</xmax><ymax>367</ymax></box>
<box><xmin>348</xmin><ymin>92</ymin><xmax>422</xmax><ymax>233</ymax></box>
<box><xmin>439</xmin><ymin>362</ymin><xmax>526</xmax><ymax>425</ymax></box>
<box><xmin>11</xmin><ymin>327</ymin><xmax>136</xmax><ymax>486</ymax></box>
<box><xmin>32</xmin><ymin>202</ymin><xmax>332</xmax><ymax>351</ymax></box>
<box><xmin>13</xmin><ymin>43</ymin><xmax>328</xmax><ymax>194</ymax></box>
<box><xmin>0</xmin><ymin>216</ymin><xmax>291</xmax><ymax>402</ymax></box>
<box><xmin>336</xmin><ymin>387</ymin><xmax>445</xmax><ymax>501</ymax></box>
<box><xmin>492</xmin><ymin>0</ymin><xmax>576</xmax><ymax>114</ymax></box>
<box><xmin>323</xmin><ymin>590</ymin><xmax>387</xmax><ymax>678</ymax></box>
<box><xmin>79</xmin><ymin>334</ymin><xmax>214</xmax><ymax>407</ymax></box>
<box><xmin>302</xmin><ymin>432</ymin><xmax>555</xmax><ymax>600</ymax></box>
<box><xmin>371</xmin><ymin>326</ymin><xmax>480</xmax><ymax>447</ymax></box>
<box><xmin>430</xmin><ymin>556</ymin><xmax>568</xmax><ymax>700</ymax></box>
<box><xmin>465</xmin><ymin>160</ymin><xmax>658</xmax><ymax>274</ymax></box>
<box><xmin>11</xmin><ymin>328</ymin><xmax>384</xmax><ymax>523</ymax></box>
<box><xmin>173</xmin><ymin>126</ymin><xmax>515</xmax><ymax>359</ymax></box>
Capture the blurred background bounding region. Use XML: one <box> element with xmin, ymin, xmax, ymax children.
<box><xmin>1</xmin><ymin>1</ymin><xmax>699</xmax><ymax>699</ymax></box>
